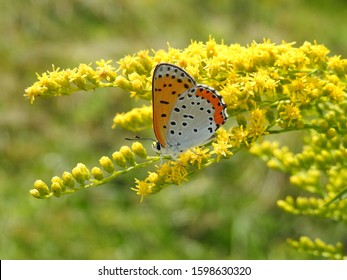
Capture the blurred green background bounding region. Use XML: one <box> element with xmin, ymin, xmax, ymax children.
<box><xmin>1</xmin><ymin>0</ymin><xmax>346</xmax><ymax>259</ymax></box>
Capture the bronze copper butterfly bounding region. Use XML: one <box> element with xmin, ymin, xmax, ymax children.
<box><xmin>152</xmin><ymin>63</ymin><xmax>228</xmax><ymax>157</ymax></box>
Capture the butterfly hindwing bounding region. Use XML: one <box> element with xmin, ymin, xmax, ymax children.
<box><xmin>165</xmin><ymin>85</ymin><xmax>228</xmax><ymax>153</ymax></box>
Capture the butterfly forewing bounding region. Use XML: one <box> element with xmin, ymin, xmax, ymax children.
<box><xmin>152</xmin><ymin>63</ymin><xmax>196</xmax><ymax>148</ymax></box>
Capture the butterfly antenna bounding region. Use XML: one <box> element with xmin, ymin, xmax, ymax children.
<box><xmin>125</xmin><ymin>136</ymin><xmax>156</xmax><ymax>142</ymax></box>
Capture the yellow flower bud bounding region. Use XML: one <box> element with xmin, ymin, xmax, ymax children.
<box><xmin>112</xmin><ymin>151</ymin><xmax>127</xmax><ymax>168</ymax></box>
<box><xmin>72</xmin><ymin>163</ymin><xmax>90</xmax><ymax>185</ymax></box>
<box><xmin>334</xmin><ymin>150</ymin><xmax>343</xmax><ymax>162</ymax></box>
<box><xmin>29</xmin><ymin>189</ymin><xmax>43</xmax><ymax>198</ymax></box>
<box><xmin>325</xmin><ymin>111</ymin><xmax>336</xmax><ymax>125</ymax></box>
<box><xmin>51</xmin><ymin>182</ymin><xmax>62</xmax><ymax>197</ymax></box>
<box><xmin>147</xmin><ymin>172</ymin><xmax>160</xmax><ymax>184</ymax></box>
<box><xmin>267</xmin><ymin>159</ymin><xmax>281</xmax><ymax>169</ymax></box>
<box><xmin>119</xmin><ymin>146</ymin><xmax>136</xmax><ymax>166</ymax></box>
<box><xmin>91</xmin><ymin>167</ymin><xmax>104</xmax><ymax>180</ymax></box>
<box><xmin>131</xmin><ymin>78</ymin><xmax>143</xmax><ymax>92</ymax></box>
<box><xmin>73</xmin><ymin>75</ymin><xmax>87</xmax><ymax>89</ymax></box>
<box><xmin>99</xmin><ymin>156</ymin><xmax>115</xmax><ymax>173</ymax></box>
<box><xmin>51</xmin><ymin>176</ymin><xmax>65</xmax><ymax>191</ymax></box>
<box><xmin>112</xmin><ymin>105</ymin><xmax>152</xmax><ymax>131</ymax></box>
<box><xmin>24</xmin><ymin>84</ymin><xmax>47</xmax><ymax>104</ymax></box>
<box><xmin>114</xmin><ymin>75</ymin><xmax>131</xmax><ymax>90</ymax></box>
<box><xmin>326</xmin><ymin>128</ymin><xmax>337</xmax><ymax>139</ymax></box>
<box><xmin>33</xmin><ymin>180</ymin><xmax>50</xmax><ymax>196</ymax></box>
<box><xmin>277</xmin><ymin>199</ymin><xmax>296</xmax><ymax>213</ymax></box>
<box><xmin>300</xmin><ymin>236</ymin><xmax>314</xmax><ymax>248</ymax></box>
<box><xmin>312</xmin><ymin>134</ymin><xmax>326</xmax><ymax>147</ymax></box>
<box><xmin>137</xmin><ymin>50</ymin><xmax>153</xmax><ymax>72</ymax></box>
<box><xmin>290</xmin><ymin>175</ymin><xmax>302</xmax><ymax>186</ymax></box>
<box><xmin>62</xmin><ymin>172</ymin><xmax>75</xmax><ymax>188</ymax></box>
<box><xmin>131</xmin><ymin>142</ymin><xmax>147</xmax><ymax>159</ymax></box>
<box><xmin>297</xmin><ymin>197</ymin><xmax>308</xmax><ymax>208</ymax></box>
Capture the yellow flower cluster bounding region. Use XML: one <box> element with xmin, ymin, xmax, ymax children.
<box><xmin>287</xmin><ymin>236</ymin><xmax>346</xmax><ymax>260</ymax></box>
<box><xmin>110</xmin><ymin>41</ymin><xmax>344</xmax><ymax>150</ymax></box>
<box><xmin>25</xmin><ymin>60</ymin><xmax>117</xmax><ymax>104</ymax></box>
<box><xmin>25</xmin><ymin>39</ymin><xmax>344</xmax><ymax>130</ymax></box>
<box><xmin>26</xmin><ymin>38</ymin><xmax>347</xmax><ymax>259</ymax></box>
<box><xmin>277</xmin><ymin>102</ymin><xmax>303</xmax><ymax>128</ymax></box>
<box><xmin>277</xmin><ymin>194</ymin><xmax>347</xmax><ymax>222</ymax></box>
<box><xmin>250</xmin><ymin>127</ymin><xmax>347</xmax><ymax>212</ymax></box>
<box><xmin>133</xmin><ymin>161</ymin><xmax>189</xmax><ymax>202</ymax></box>
<box><xmin>132</xmin><ymin>146</ymin><xmax>214</xmax><ymax>201</ymax></box>
<box><xmin>29</xmin><ymin>142</ymin><xmax>153</xmax><ymax>198</ymax></box>
<box><xmin>250</xmin><ymin>117</ymin><xmax>347</xmax><ymax>260</ymax></box>
<box><xmin>26</xmin><ymin>39</ymin><xmax>347</xmax><ymax>200</ymax></box>
<box><xmin>25</xmin><ymin>39</ymin><xmax>347</xmax><ymax>144</ymax></box>
<box><xmin>212</xmin><ymin>128</ymin><xmax>233</xmax><ymax>161</ymax></box>
<box><xmin>112</xmin><ymin>105</ymin><xmax>152</xmax><ymax>132</ymax></box>
<box><xmin>250</xmin><ymin>127</ymin><xmax>347</xmax><ymax>224</ymax></box>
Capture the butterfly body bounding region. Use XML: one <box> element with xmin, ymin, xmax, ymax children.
<box><xmin>152</xmin><ymin>63</ymin><xmax>228</xmax><ymax>157</ymax></box>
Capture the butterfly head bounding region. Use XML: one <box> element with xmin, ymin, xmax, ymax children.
<box><xmin>152</xmin><ymin>141</ymin><xmax>163</xmax><ymax>153</ymax></box>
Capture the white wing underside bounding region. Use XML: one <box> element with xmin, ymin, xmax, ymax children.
<box><xmin>159</xmin><ymin>85</ymin><xmax>218</xmax><ymax>157</ymax></box>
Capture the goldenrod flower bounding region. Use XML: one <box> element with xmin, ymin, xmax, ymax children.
<box><xmin>229</xmin><ymin>125</ymin><xmax>250</xmax><ymax>147</ymax></box>
<box><xmin>178</xmin><ymin>147</ymin><xmax>211</xmax><ymax>169</ymax></box>
<box><xmin>287</xmin><ymin>236</ymin><xmax>345</xmax><ymax>260</ymax></box>
<box><xmin>212</xmin><ymin>128</ymin><xmax>233</xmax><ymax>161</ymax></box>
<box><xmin>146</xmin><ymin>171</ymin><xmax>162</xmax><ymax>185</ymax></box>
<box><xmin>119</xmin><ymin>146</ymin><xmax>136</xmax><ymax>166</ymax></box>
<box><xmin>131</xmin><ymin>142</ymin><xmax>147</xmax><ymax>159</ymax></box>
<box><xmin>95</xmin><ymin>59</ymin><xmax>117</xmax><ymax>82</ymax></box>
<box><xmin>25</xmin><ymin>38</ymin><xmax>347</xmax><ymax>259</ymax></box>
<box><xmin>51</xmin><ymin>176</ymin><xmax>65</xmax><ymax>192</ymax></box>
<box><xmin>248</xmin><ymin>108</ymin><xmax>268</xmax><ymax>140</ymax></box>
<box><xmin>132</xmin><ymin>179</ymin><xmax>155</xmax><ymax>202</ymax></box>
<box><xmin>278</xmin><ymin>102</ymin><xmax>303</xmax><ymax>128</ymax></box>
<box><xmin>26</xmin><ymin>39</ymin><xmax>347</xmax><ymax>203</ymax></box>
<box><xmin>72</xmin><ymin>163</ymin><xmax>90</xmax><ymax>185</ymax></box>
<box><xmin>157</xmin><ymin>162</ymin><xmax>188</xmax><ymax>185</ymax></box>
<box><xmin>99</xmin><ymin>156</ymin><xmax>115</xmax><ymax>173</ymax></box>
<box><xmin>112</xmin><ymin>105</ymin><xmax>152</xmax><ymax>132</ymax></box>
<box><xmin>91</xmin><ymin>167</ymin><xmax>104</xmax><ymax>181</ymax></box>
<box><xmin>327</xmin><ymin>55</ymin><xmax>347</xmax><ymax>75</ymax></box>
<box><xmin>323</xmin><ymin>82</ymin><xmax>345</xmax><ymax>103</ymax></box>
<box><xmin>51</xmin><ymin>182</ymin><xmax>62</xmax><ymax>197</ymax></box>
<box><xmin>62</xmin><ymin>172</ymin><xmax>75</xmax><ymax>188</ymax></box>
<box><xmin>275</xmin><ymin>48</ymin><xmax>309</xmax><ymax>70</ymax></box>
<box><xmin>112</xmin><ymin>151</ymin><xmax>127</xmax><ymax>168</ymax></box>
<box><xmin>33</xmin><ymin>180</ymin><xmax>50</xmax><ymax>196</ymax></box>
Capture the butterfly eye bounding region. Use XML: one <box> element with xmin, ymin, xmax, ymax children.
<box><xmin>152</xmin><ymin>141</ymin><xmax>162</xmax><ymax>152</ymax></box>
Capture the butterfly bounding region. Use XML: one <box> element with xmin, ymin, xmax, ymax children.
<box><xmin>152</xmin><ymin>63</ymin><xmax>228</xmax><ymax>157</ymax></box>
